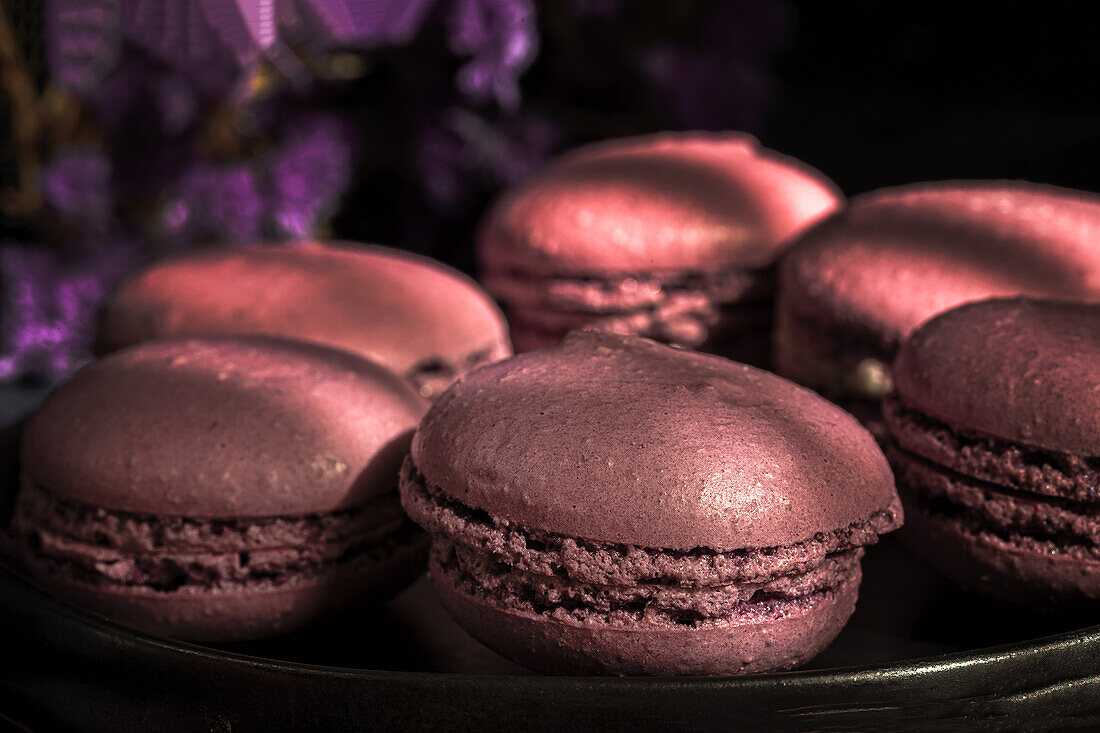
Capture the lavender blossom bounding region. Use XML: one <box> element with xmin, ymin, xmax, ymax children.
<box><xmin>294</xmin><ymin>0</ymin><xmax>437</xmax><ymax>46</ymax></box>
<box><xmin>46</xmin><ymin>0</ymin><xmax>122</xmax><ymax>96</ymax></box>
<box><xmin>0</xmin><ymin>239</ymin><xmax>140</xmax><ymax>382</ymax></box>
<box><xmin>416</xmin><ymin>108</ymin><xmax>558</xmax><ymax>212</ymax></box>
<box><xmin>40</xmin><ymin>148</ymin><xmax>114</xmax><ymax>228</ymax></box>
<box><xmin>267</xmin><ymin>113</ymin><xmax>355</xmax><ymax>238</ymax></box>
<box><xmin>447</xmin><ymin>0</ymin><xmax>537</xmax><ymax>110</ymax></box>
<box><xmin>161</xmin><ymin>163</ymin><xmax>264</xmax><ymax>244</ymax></box>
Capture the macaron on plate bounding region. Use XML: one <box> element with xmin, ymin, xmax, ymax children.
<box><xmin>3</xmin><ymin>338</ymin><xmax>1100</xmax><ymax>729</ymax></box>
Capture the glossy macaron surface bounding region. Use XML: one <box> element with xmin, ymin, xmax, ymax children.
<box><xmin>781</xmin><ymin>181</ymin><xmax>1100</xmax><ymax>348</ymax></box>
<box><xmin>413</xmin><ymin>330</ymin><xmax>898</xmax><ymax>551</ymax></box>
<box><xmin>892</xmin><ymin>298</ymin><xmax>1100</xmax><ymax>456</ymax></box>
<box><xmin>480</xmin><ymin>132</ymin><xmax>841</xmax><ymax>276</ymax></box>
<box><xmin>22</xmin><ymin>337</ymin><xmax>428</xmax><ymax>517</ymax></box>
<box><xmin>98</xmin><ymin>243</ymin><xmax>511</xmax><ymax>397</ymax></box>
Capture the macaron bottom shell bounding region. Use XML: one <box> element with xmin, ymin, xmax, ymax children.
<box><xmin>13</xmin><ymin>532</ymin><xmax>428</xmax><ymax>642</ymax></box>
<box><xmin>431</xmin><ymin>549</ymin><xmax>861</xmax><ymax>676</ymax></box>
<box><xmin>891</xmin><ymin>449</ymin><xmax>1100</xmax><ymax>610</ymax></box>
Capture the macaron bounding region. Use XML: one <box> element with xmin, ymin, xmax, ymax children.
<box><xmin>478</xmin><ymin>132</ymin><xmax>841</xmax><ymax>365</ymax></box>
<box><xmin>399</xmin><ymin>330</ymin><xmax>902</xmax><ymax>675</ymax></box>
<box><xmin>776</xmin><ymin>181</ymin><xmax>1100</xmax><ymax>434</ymax></box>
<box><xmin>884</xmin><ymin>298</ymin><xmax>1100</xmax><ymax>609</ymax></box>
<box><xmin>8</xmin><ymin>337</ymin><xmax>428</xmax><ymax>641</ymax></box>
<box><xmin>98</xmin><ymin>243</ymin><xmax>512</xmax><ymax>400</ymax></box>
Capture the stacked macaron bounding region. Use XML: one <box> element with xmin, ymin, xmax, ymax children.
<box><xmin>479</xmin><ymin>132</ymin><xmax>840</xmax><ymax>365</ymax></box>
<box><xmin>99</xmin><ymin>243</ymin><xmax>512</xmax><ymax>400</ymax></box>
<box><xmin>400</xmin><ymin>331</ymin><xmax>902</xmax><ymax>675</ymax></box>
<box><xmin>9</xmin><ymin>338</ymin><xmax>428</xmax><ymax>641</ymax></box>
<box><xmin>883</xmin><ymin>298</ymin><xmax>1100</xmax><ymax>609</ymax></box>
<box><xmin>777</xmin><ymin>181</ymin><xmax>1100</xmax><ymax>433</ymax></box>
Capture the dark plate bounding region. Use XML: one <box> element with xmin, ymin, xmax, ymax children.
<box><xmin>2</xmin><ymin>387</ymin><xmax>1100</xmax><ymax>731</ymax></box>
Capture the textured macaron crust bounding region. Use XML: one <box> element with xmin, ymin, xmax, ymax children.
<box><xmin>98</xmin><ymin>243</ymin><xmax>511</xmax><ymax>399</ymax></box>
<box><xmin>11</xmin><ymin>337</ymin><xmax>429</xmax><ymax>641</ymax></box>
<box><xmin>478</xmin><ymin>132</ymin><xmax>840</xmax><ymax>360</ymax></box>
<box><xmin>884</xmin><ymin>298</ymin><xmax>1100</xmax><ymax>608</ymax></box>
<box><xmin>399</xmin><ymin>331</ymin><xmax>901</xmax><ymax>675</ymax></box>
<box><xmin>777</xmin><ymin>182</ymin><xmax>1100</xmax><ymax>431</ymax></box>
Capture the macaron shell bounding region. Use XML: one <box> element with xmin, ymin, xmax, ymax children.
<box><xmin>413</xmin><ymin>330</ymin><xmax>897</xmax><ymax>551</ymax></box>
<box><xmin>781</xmin><ymin>182</ymin><xmax>1100</xmax><ymax>347</ymax></box>
<box><xmin>893</xmin><ymin>298</ymin><xmax>1100</xmax><ymax>456</ymax></box>
<box><xmin>99</xmin><ymin>243</ymin><xmax>512</xmax><ymax>381</ymax></box>
<box><xmin>15</xmin><ymin>535</ymin><xmax>428</xmax><ymax>642</ymax></box>
<box><xmin>22</xmin><ymin>337</ymin><xmax>427</xmax><ymax>517</ymax></box>
<box><xmin>432</xmin><ymin>559</ymin><xmax>860</xmax><ymax>675</ymax></box>
<box><xmin>480</xmin><ymin>132</ymin><xmax>841</xmax><ymax>275</ymax></box>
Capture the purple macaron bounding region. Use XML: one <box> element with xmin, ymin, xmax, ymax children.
<box><xmin>777</xmin><ymin>181</ymin><xmax>1100</xmax><ymax>435</ymax></box>
<box><xmin>399</xmin><ymin>331</ymin><xmax>902</xmax><ymax>675</ymax></box>
<box><xmin>8</xmin><ymin>337</ymin><xmax>428</xmax><ymax>641</ymax></box>
<box><xmin>478</xmin><ymin>132</ymin><xmax>841</xmax><ymax>365</ymax></box>
<box><xmin>884</xmin><ymin>298</ymin><xmax>1100</xmax><ymax>609</ymax></box>
<box><xmin>98</xmin><ymin>242</ymin><xmax>512</xmax><ymax>400</ymax></box>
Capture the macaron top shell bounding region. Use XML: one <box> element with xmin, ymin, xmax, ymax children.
<box><xmin>893</xmin><ymin>298</ymin><xmax>1100</xmax><ymax>456</ymax></box>
<box><xmin>99</xmin><ymin>243</ymin><xmax>511</xmax><ymax>378</ymax></box>
<box><xmin>479</xmin><ymin>132</ymin><xmax>841</xmax><ymax>276</ymax></box>
<box><xmin>413</xmin><ymin>331</ymin><xmax>897</xmax><ymax>551</ymax></box>
<box><xmin>22</xmin><ymin>337</ymin><xmax>427</xmax><ymax>517</ymax></box>
<box><xmin>782</xmin><ymin>182</ymin><xmax>1100</xmax><ymax>345</ymax></box>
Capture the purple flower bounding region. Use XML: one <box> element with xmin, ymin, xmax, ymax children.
<box><xmin>295</xmin><ymin>0</ymin><xmax>437</xmax><ymax>46</ymax></box>
<box><xmin>447</xmin><ymin>0</ymin><xmax>538</xmax><ymax>111</ymax></box>
<box><xmin>40</xmin><ymin>148</ymin><xmax>114</xmax><ymax>228</ymax></box>
<box><xmin>267</xmin><ymin>113</ymin><xmax>355</xmax><ymax>238</ymax></box>
<box><xmin>161</xmin><ymin>163</ymin><xmax>264</xmax><ymax>244</ymax></box>
<box><xmin>46</xmin><ymin>0</ymin><xmax>122</xmax><ymax>96</ymax></box>
<box><xmin>416</xmin><ymin>108</ymin><xmax>558</xmax><ymax>211</ymax></box>
<box><xmin>0</xmin><ymin>239</ymin><xmax>141</xmax><ymax>382</ymax></box>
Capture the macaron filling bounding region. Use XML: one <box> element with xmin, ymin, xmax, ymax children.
<box><xmin>884</xmin><ymin>396</ymin><xmax>1100</xmax><ymax>502</ymax></box>
<box><xmin>402</xmin><ymin>459</ymin><xmax>892</xmax><ymax>628</ymax></box>
<box><xmin>884</xmin><ymin>396</ymin><xmax>1100</xmax><ymax>561</ymax></box>
<box><xmin>405</xmin><ymin>345</ymin><xmax>502</xmax><ymax>401</ymax></box>
<box><xmin>484</xmin><ymin>265</ymin><xmax>773</xmax><ymax>351</ymax></box>
<box><xmin>433</xmin><ymin>541</ymin><xmax>862</xmax><ymax>629</ymax></box>
<box><xmin>774</xmin><ymin>299</ymin><xmax>896</xmax><ymax>403</ymax></box>
<box><xmin>11</xmin><ymin>479</ymin><xmax>424</xmax><ymax>593</ymax></box>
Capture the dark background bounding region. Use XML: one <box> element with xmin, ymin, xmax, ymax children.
<box><xmin>765</xmin><ymin>3</ymin><xmax>1100</xmax><ymax>197</ymax></box>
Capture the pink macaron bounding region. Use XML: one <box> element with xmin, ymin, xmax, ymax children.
<box><xmin>776</xmin><ymin>181</ymin><xmax>1100</xmax><ymax>433</ymax></box>
<box><xmin>98</xmin><ymin>242</ymin><xmax>512</xmax><ymax>400</ymax></box>
<box><xmin>884</xmin><ymin>298</ymin><xmax>1100</xmax><ymax>610</ymax></box>
<box><xmin>400</xmin><ymin>330</ymin><xmax>901</xmax><ymax>675</ymax></box>
<box><xmin>8</xmin><ymin>337</ymin><xmax>428</xmax><ymax>641</ymax></box>
<box><xmin>478</xmin><ymin>132</ymin><xmax>841</xmax><ymax>364</ymax></box>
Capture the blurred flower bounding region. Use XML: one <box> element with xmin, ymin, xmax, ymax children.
<box><xmin>267</xmin><ymin>112</ymin><xmax>355</xmax><ymax>238</ymax></box>
<box><xmin>46</xmin><ymin>0</ymin><xmax>122</xmax><ymax>96</ymax></box>
<box><xmin>161</xmin><ymin>162</ymin><xmax>264</xmax><ymax>244</ymax></box>
<box><xmin>447</xmin><ymin>0</ymin><xmax>537</xmax><ymax>110</ymax></box>
<box><xmin>295</xmin><ymin>0</ymin><xmax>437</xmax><ymax>46</ymax></box>
<box><xmin>40</xmin><ymin>148</ymin><xmax>113</xmax><ymax>228</ymax></box>
<box><xmin>416</xmin><ymin>107</ymin><xmax>558</xmax><ymax>212</ymax></box>
<box><xmin>0</xmin><ymin>238</ymin><xmax>140</xmax><ymax>382</ymax></box>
